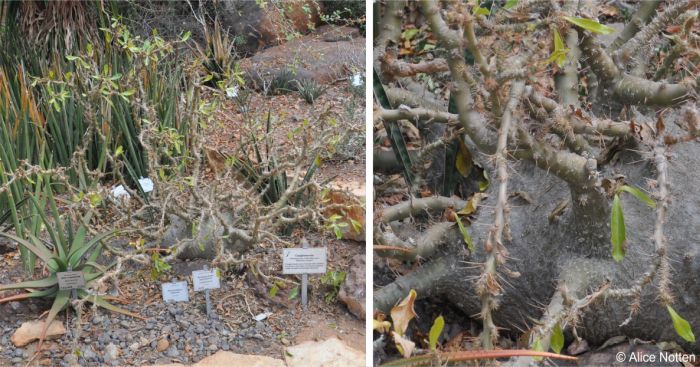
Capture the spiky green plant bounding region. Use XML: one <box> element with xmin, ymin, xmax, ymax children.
<box><xmin>0</xmin><ymin>180</ymin><xmax>140</xmax><ymax>351</ymax></box>
<box><xmin>231</xmin><ymin>111</ymin><xmax>320</xmax><ymax>206</ymax></box>
<box><xmin>267</xmin><ymin>69</ymin><xmax>297</xmax><ymax>95</ymax></box>
<box><xmin>296</xmin><ymin>78</ymin><xmax>326</xmax><ymax>104</ymax></box>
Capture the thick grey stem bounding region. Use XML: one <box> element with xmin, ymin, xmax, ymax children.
<box><xmin>374</xmin><ymin>255</ymin><xmax>457</xmax><ymax>314</ymax></box>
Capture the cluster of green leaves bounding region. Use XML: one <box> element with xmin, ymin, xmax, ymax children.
<box><xmin>150</xmin><ymin>252</ymin><xmax>172</xmax><ymax>280</ymax></box>
<box><xmin>296</xmin><ymin>78</ymin><xmax>326</xmax><ymax>104</ymax></box>
<box><xmin>320</xmin><ymin>269</ymin><xmax>346</xmax><ymax>303</ymax></box>
<box><xmin>547</xmin><ymin>16</ymin><xmax>615</xmax><ymax>67</ymax></box>
<box><xmin>0</xmin><ymin>13</ymin><xmax>215</xmax><ymax>271</ymax></box>
<box><xmin>0</xmin><ymin>180</ymin><xmax>139</xmax><ymax>349</ymax></box>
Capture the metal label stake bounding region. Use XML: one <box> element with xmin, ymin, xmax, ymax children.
<box><xmin>281</xmin><ymin>239</ymin><xmax>327</xmax><ymax>310</ymax></box>
<box><xmin>302</xmin><ymin>241</ymin><xmax>309</xmax><ymax>308</ymax></box>
<box><xmin>203</xmin><ymin>265</ymin><xmax>212</xmax><ymax>319</ymax></box>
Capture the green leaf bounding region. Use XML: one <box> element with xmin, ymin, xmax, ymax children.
<box><xmin>618</xmin><ymin>185</ymin><xmax>656</xmax><ymax>208</ymax></box>
<box><xmin>0</xmin><ymin>275</ymin><xmax>58</xmax><ymax>291</ymax></box>
<box><xmin>181</xmin><ymin>31</ymin><xmax>192</xmax><ymax>42</ymax></box>
<box><xmin>564</xmin><ymin>16</ymin><xmax>615</xmax><ymax>34</ymax></box>
<box><xmin>611</xmin><ymin>194</ymin><xmax>626</xmax><ymax>262</ymax></box>
<box><xmin>473</xmin><ymin>6</ymin><xmax>490</xmax><ymax>16</ymax></box>
<box><xmin>0</xmin><ymin>232</ymin><xmax>53</xmax><ymax>263</ymax></box>
<box><xmin>428</xmin><ymin>316</ymin><xmax>445</xmax><ymax>352</ymax></box>
<box><xmin>268</xmin><ymin>284</ymin><xmax>279</xmax><ymax>298</ymax></box>
<box><xmin>532</xmin><ymin>338</ymin><xmax>544</xmax><ymax>361</ymax></box>
<box><xmin>37</xmin><ymin>289</ymin><xmax>70</xmax><ymax>350</ymax></box>
<box><xmin>550</xmin><ymin>323</ymin><xmax>564</xmax><ymax>354</ymax></box>
<box><xmin>504</xmin><ymin>0</ymin><xmax>518</xmax><ymax>9</ymax></box>
<box><xmin>546</xmin><ymin>29</ymin><xmax>569</xmax><ymax>67</ymax></box>
<box><xmin>667</xmin><ymin>305</ymin><xmax>696</xmax><ymax>343</ymax></box>
<box><xmin>288</xmin><ymin>286</ymin><xmax>299</xmax><ymax>300</ymax></box>
<box><xmin>402</xmin><ymin>28</ymin><xmax>419</xmax><ymax>41</ymax></box>
<box><xmin>455</xmin><ymin>218</ymin><xmax>474</xmax><ymax>252</ymax></box>
<box><xmin>374</xmin><ymin>68</ymin><xmax>415</xmax><ymax>191</ymax></box>
<box><xmin>82</xmin><ymin>292</ymin><xmax>142</xmax><ymax>319</ymax></box>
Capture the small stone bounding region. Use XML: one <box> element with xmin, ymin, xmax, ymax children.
<box><xmin>280</xmin><ymin>338</ymin><xmax>290</xmax><ymax>346</ymax></box>
<box><xmin>8</xmin><ymin>302</ymin><xmax>21</xmax><ymax>311</ymax></box>
<box><xmin>221</xmin><ymin>343</ymin><xmax>230</xmax><ymax>351</ymax></box>
<box><xmin>82</xmin><ymin>348</ymin><xmax>97</xmax><ymax>361</ymax></box>
<box><xmin>13</xmin><ymin>348</ymin><xmax>24</xmax><ymax>357</ymax></box>
<box><xmin>255</xmin><ymin>321</ymin><xmax>265</xmax><ymax>330</ymax></box>
<box><xmin>207</xmin><ymin>344</ymin><xmax>218</xmax><ymax>352</ymax></box>
<box><xmin>252</xmin><ymin>334</ymin><xmax>264</xmax><ymax>341</ymax></box>
<box><xmin>91</xmin><ymin>316</ymin><xmax>102</xmax><ymax>325</ymax></box>
<box><xmin>11</xmin><ymin>357</ymin><xmax>22</xmax><ymax>363</ymax></box>
<box><xmin>195</xmin><ymin>325</ymin><xmax>205</xmax><ymax>334</ymax></box>
<box><xmin>104</xmin><ymin>343</ymin><xmax>120</xmax><ymax>363</ymax></box>
<box><xmin>38</xmin><ymin>358</ymin><xmax>52</xmax><ymax>366</ymax></box>
<box><xmin>11</xmin><ymin>320</ymin><xmax>66</xmax><ymax>347</ymax></box>
<box><xmin>157</xmin><ymin>339</ymin><xmax>170</xmax><ymax>353</ymax></box>
<box><xmin>165</xmin><ymin>346</ymin><xmax>179</xmax><ymax>358</ymax></box>
<box><xmin>128</xmin><ymin>342</ymin><xmax>141</xmax><ymax>352</ymax></box>
<box><xmin>119</xmin><ymin>320</ymin><xmax>130</xmax><ymax>328</ymax></box>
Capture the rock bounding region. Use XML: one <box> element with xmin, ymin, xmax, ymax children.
<box><xmin>11</xmin><ymin>320</ymin><xmax>66</xmax><ymax>347</ymax></box>
<box><xmin>284</xmin><ymin>338</ymin><xmax>365</xmax><ymax>367</ymax></box>
<box><xmin>192</xmin><ymin>351</ymin><xmax>285</xmax><ymax>367</ymax></box>
<box><xmin>321</xmin><ymin>190</ymin><xmax>365</xmax><ymax>242</ymax></box>
<box><xmin>103</xmin><ymin>343</ymin><xmax>119</xmax><ymax>363</ymax></box>
<box><xmin>156</xmin><ymin>338</ymin><xmax>170</xmax><ymax>353</ymax></box>
<box><xmin>207</xmin><ymin>343</ymin><xmax>218</xmax><ymax>352</ymax></box>
<box><xmin>215</xmin><ymin>0</ymin><xmax>321</xmax><ymax>55</ymax></box>
<box><xmin>165</xmin><ymin>346</ymin><xmax>179</xmax><ymax>358</ymax></box>
<box><xmin>338</xmin><ymin>254</ymin><xmax>366</xmax><ymax>319</ymax></box>
<box><xmin>240</xmin><ymin>25</ymin><xmax>364</xmax><ymax>88</ymax></box>
<box><xmin>13</xmin><ymin>348</ymin><xmax>24</xmax><ymax>357</ymax></box>
<box><xmin>82</xmin><ymin>348</ymin><xmax>97</xmax><ymax>361</ymax></box>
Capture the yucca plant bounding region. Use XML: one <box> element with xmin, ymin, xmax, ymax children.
<box><xmin>198</xmin><ymin>19</ymin><xmax>236</xmax><ymax>87</ymax></box>
<box><xmin>0</xmin><ymin>180</ymin><xmax>140</xmax><ymax>351</ymax></box>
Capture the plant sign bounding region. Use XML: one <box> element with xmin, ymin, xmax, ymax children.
<box><xmin>192</xmin><ymin>266</ymin><xmax>220</xmax><ymax>318</ymax></box>
<box><xmin>282</xmin><ymin>240</ymin><xmax>327</xmax><ymax>307</ymax></box>
<box><xmin>162</xmin><ymin>281</ymin><xmax>189</xmax><ymax>303</ymax></box>
<box><xmin>57</xmin><ymin>271</ymin><xmax>86</xmax><ymax>290</ymax></box>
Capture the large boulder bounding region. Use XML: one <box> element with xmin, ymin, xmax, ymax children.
<box><xmin>240</xmin><ymin>25</ymin><xmax>364</xmax><ymax>89</ymax></box>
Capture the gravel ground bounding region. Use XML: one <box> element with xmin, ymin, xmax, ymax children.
<box><xmin>0</xmin><ymin>231</ymin><xmax>364</xmax><ymax>366</ymax></box>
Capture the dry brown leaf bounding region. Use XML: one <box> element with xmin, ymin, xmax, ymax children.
<box><xmin>391</xmin><ymin>289</ymin><xmax>417</xmax><ymax>336</ymax></box>
<box><xmin>392</xmin><ymin>331</ymin><xmax>416</xmax><ymax>358</ymax></box>
<box><xmin>458</xmin><ymin>192</ymin><xmax>488</xmax><ymax>216</ymax></box>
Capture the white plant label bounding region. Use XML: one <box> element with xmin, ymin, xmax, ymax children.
<box><xmin>57</xmin><ymin>271</ymin><xmax>86</xmax><ymax>290</ymax></box>
<box><xmin>282</xmin><ymin>248</ymin><xmax>327</xmax><ymax>274</ymax></box>
<box><xmin>162</xmin><ymin>281</ymin><xmax>189</xmax><ymax>303</ymax></box>
<box><xmin>192</xmin><ymin>269</ymin><xmax>221</xmax><ymax>292</ymax></box>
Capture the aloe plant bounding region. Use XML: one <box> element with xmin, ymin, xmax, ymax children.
<box><xmin>0</xmin><ymin>181</ymin><xmax>140</xmax><ymax>351</ymax></box>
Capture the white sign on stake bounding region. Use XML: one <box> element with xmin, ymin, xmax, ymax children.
<box><xmin>282</xmin><ymin>248</ymin><xmax>327</xmax><ymax>274</ymax></box>
<box><xmin>192</xmin><ymin>269</ymin><xmax>221</xmax><ymax>292</ymax></box>
<box><xmin>162</xmin><ymin>281</ymin><xmax>189</xmax><ymax>303</ymax></box>
<box><xmin>57</xmin><ymin>271</ymin><xmax>86</xmax><ymax>290</ymax></box>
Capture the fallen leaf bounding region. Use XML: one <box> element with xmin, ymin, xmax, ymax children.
<box><xmin>391</xmin><ymin>289</ymin><xmax>417</xmax><ymax>336</ymax></box>
<box><xmin>458</xmin><ymin>193</ymin><xmax>488</xmax><ymax>216</ymax></box>
<box><xmin>392</xmin><ymin>331</ymin><xmax>416</xmax><ymax>358</ymax></box>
